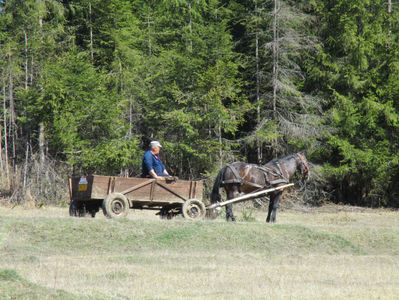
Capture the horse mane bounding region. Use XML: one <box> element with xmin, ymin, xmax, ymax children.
<box><xmin>265</xmin><ymin>153</ymin><xmax>297</xmax><ymax>166</ymax></box>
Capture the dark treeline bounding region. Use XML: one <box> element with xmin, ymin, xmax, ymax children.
<box><xmin>0</xmin><ymin>0</ymin><xmax>399</xmax><ymax>207</ymax></box>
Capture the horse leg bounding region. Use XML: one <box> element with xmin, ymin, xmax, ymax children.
<box><xmin>225</xmin><ymin>186</ymin><xmax>238</xmax><ymax>222</ymax></box>
<box><xmin>225</xmin><ymin>204</ymin><xmax>236</xmax><ymax>222</ymax></box>
<box><xmin>266</xmin><ymin>196</ymin><xmax>274</xmax><ymax>223</ymax></box>
<box><xmin>270</xmin><ymin>191</ymin><xmax>282</xmax><ymax>223</ymax></box>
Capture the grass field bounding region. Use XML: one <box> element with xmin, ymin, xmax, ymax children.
<box><xmin>1</xmin><ymin>204</ymin><xmax>399</xmax><ymax>299</ymax></box>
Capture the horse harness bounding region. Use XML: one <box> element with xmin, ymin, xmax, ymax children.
<box><xmin>221</xmin><ymin>162</ymin><xmax>289</xmax><ymax>189</ymax></box>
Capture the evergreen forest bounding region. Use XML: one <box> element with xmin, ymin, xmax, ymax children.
<box><xmin>1</xmin><ymin>0</ymin><xmax>399</xmax><ymax>208</ymax></box>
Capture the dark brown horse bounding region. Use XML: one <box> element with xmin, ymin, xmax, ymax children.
<box><xmin>210</xmin><ymin>153</ymin><xmax>310</xmax><ymax>222</ymax></box>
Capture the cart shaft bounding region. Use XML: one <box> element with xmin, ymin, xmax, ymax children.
<box><xmin>207</xmin><ymin>183</ymin><xmax>294</xmax><ymax>210</ymax></box>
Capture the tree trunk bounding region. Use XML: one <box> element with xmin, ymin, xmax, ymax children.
<box><xmin>272</xmin><ymin>0</ymin><xmax>279</xmax><ymax>120</ymax></box>
<box><xmin>89</xmin><ymin>1</ymin><xmax>94</xmax><ymax>62</ymax></box>
<box><xmin>388</xmin><ymin>0</ymin><xmax>392</xmax><ymax>44</ymax></box>
<box><xmin>255</xmin><ymin>1</ymin><xmax>262</xmax><ymax>164</ymax></box>
<box><xmin>3</xmin><ymin>81</ymin><xmax>9</xmax><ymax>186</ymax></box>
<box><xmin>8</xmin><ymin>50</ymin><xmax>16</xmax><ymax>172</ymax></box>
<box><xmin>218</xmin><ymin>120</ymin><xmax>222</xmax><ymax>168</ymax></box>
<box><xmin>22</xmin><ymin>139</ymin><xmax>30</xmax><ymax>191</ymax></box>
<box><xmin>39</xmin><ymin>123</ymin><xmax>46</xmax><ymax>166</ymax></box>
<box><xmin>129</xmin><ymin>97</ymin><xmax>133</xmax><ymax>138</ymax></box>
<box><xmin>147</xmin><ymin>15</ymin><xmax>152</xmax><ymax>56</ymax></box>
<box><xmin>188</xmin><ymin>2</ymin><xmax>193</xmax><ymax>52</ymax></box>
<box><xmin>24</xmin><ymin>30</ymin><xmax>29</xmax><ymax>89</ymax></box>
<box><xmin>0</xmin><ymin>121</ymin><xmax>3</xmax><ymax>172</ymax></box>
<box><xmin>30</xmin><ymin>55</ymin><xmax>34</xmax><ymax>85</ymax></box>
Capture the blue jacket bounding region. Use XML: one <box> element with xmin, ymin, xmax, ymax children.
<box><xmin>142</xmin><ymin>150</ymin><xmax>166</xmax><ymax>177</ymax></box>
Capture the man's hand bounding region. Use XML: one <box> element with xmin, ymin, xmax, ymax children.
<box><xmin>149</xmin><ymin>170</ymin><xmax>160</xmax><ymax>179</ymax></box>
<box><xmin>166</xmin><ymin>176</ymin><xmax>178</xmax><ymax>182</ymax></box>
<box><xmin>149</xmin><ymin>170</ymin><xmax>166</xmax><ymax>180</ymax></box>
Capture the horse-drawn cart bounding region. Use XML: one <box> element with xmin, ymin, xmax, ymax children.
<box><xmin>69</xmin><ymin>174</ymin><xmax>294</xmax><ymax>221</ymax></box>
<box><xmin>69</xmin><ymin>175</ymin><xmax>205</xmax><ymax>220</ymax></box>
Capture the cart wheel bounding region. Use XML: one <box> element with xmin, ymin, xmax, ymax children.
<box><xmin>182</xmin><ymin>199</ymin><xmax>206</xmax><ymax>220</ymax></box>
<box><xmin>69</xmin><ymin>200</ymin><xmax>84</xmax><ymax>217</ymax></box>
<box><xmin>69</xmin><ymin>200</ymin><xmax>79</xmax><ymax>217</ymax></box>
<box><xmin>102</xmin><ymin>193</ymin><xmax>129</xmax><ymax>219</ymax></box>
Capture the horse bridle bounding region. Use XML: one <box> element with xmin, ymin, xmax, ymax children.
<box><xmin>295</xmin><ymin>153</ymin><xmax>309</xmax><ymax>176</ymax></box>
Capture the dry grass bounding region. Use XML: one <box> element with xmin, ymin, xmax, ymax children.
<box><xmin>1</xmin><ymin>205</ymin><xmax>399</xmax><ymax>299</ymax></box>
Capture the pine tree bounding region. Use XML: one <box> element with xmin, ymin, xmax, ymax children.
<box><xmin>312</xmin><ymin>0</ymin><xmax>399</xmax><ymax>206</ymax></box>
<box><xmin>109</xmin><ymin>0</ymin><xmax>249</xmax><ymax>177</ymax></box>
<box><xmin>39</xmin><ymin>48</ymin><xmax>141</xmax><ymax>174</ymax></box>
<box><xmin>228</xmin><ymin>0</ymin><xmax>322</xmax><ymax>161</ymax></box>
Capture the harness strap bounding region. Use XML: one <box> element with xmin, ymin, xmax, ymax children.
<box><xmin>222</xmin><ymin>165</ymin><xmax>265</xmax><ymax>188</ymax></box>
<box><xmin>269</xmin><ymin>179</ymin><xmax>289</xmax><ymax>185</ymax></box>
<box><xmin>257</xmin><ymin>166</ymin><xmax>286</xmax><ymax>181</ymax></box>
<box><xmin>256</xmin><ymin>165</ymin><xmax>289</xmax><ymax>184</ymax></box>
<box><xmin>222</xmin><ymin>179</ymin><xmax>242</xmax><ymax>184</ymax></box>
<box><xmin>276</xmin><ymin>162</ymin><xmax>284</xmax><ymax>177</ymax></box>
<box><xmin>222</xmin><ymin>163</ymin><xmax>289</xmax><ymax>189</ymax></box>
<box><xmin>222</xmin><ymin>179</ymin><xmax>264</xmax><ymax>188</ymax></box>
<box><xmin>228</xmin><ymin>164</ymin><xmax>241</xmax><ymax>181</ymax></box>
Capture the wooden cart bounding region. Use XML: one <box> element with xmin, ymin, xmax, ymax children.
<box><xmin>69</xmin><ymin>175</ymin><xmax>205</xmax><ymax>220</ymax></box>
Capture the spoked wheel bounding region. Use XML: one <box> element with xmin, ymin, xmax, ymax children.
<box><xmin>182</xmin><ymin>199</ymin><xmax>206</xmax><ymax>220</ymax></box>
<box><xmin>102</xmin><ymin>193</ymin><xmax>129</xmax><ymax>219</ymax></box>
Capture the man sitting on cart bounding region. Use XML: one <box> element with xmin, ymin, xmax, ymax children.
<box><xmin>142</xmin><ymin>141</ymin><xmax>171</xmax><ymax>180</ymax></box>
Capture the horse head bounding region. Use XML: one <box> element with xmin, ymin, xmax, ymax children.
<box><xmin>295</xmin><ymin>153</ymin><xmax>310</xmax><ymax>180</ymax></box>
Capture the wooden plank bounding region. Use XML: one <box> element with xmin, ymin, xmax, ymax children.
<box><xmin>155</xmin><ymin>182</ymin><xmax>188</xmax><ymax>202</ymax></box>
<box><xmin>119</xmin><ymin>179</ymin><xmax>155</xmax><ymax>196</ymax></box>
<box><xmin>150</xmin><ymin>181</ymin><xmax>156</xmax><ymax>201</ymax></box>
<box><xmin>91</xmin><ymin>175</ymin><xmax>112</xmax><ymax>199</ymax></box>
<box><xmin>106</xmin><ymin>176</ymin><xmax>112</xmax><ymax>195</ymax></box>
<box><xmin>194</xmin><ymin>181</ymin><xmax>203</xmax><ymax>199</ymax></box>
<box><xmin>192</xmin><ymin>181</ymin><xmax>197</xmax><ymax>199</ymax></box>
<box><xmin>71</xmin><ymin>176</ymin><xmax>90</xmax><ymax>200</ymax></box>
<box><xmin>111</xmin><ymin>177</ymin><xmax>116</xmax><ymax>193</ymax></box>
<box><xmin>207</xmin><ymin>183</ymin><xmax>294</xmax><ymax>209</ymax></box>
<box><xmin>189</xmin><ymin>181</ymin><xmax>193</xmax><ymax>199</ymax></box>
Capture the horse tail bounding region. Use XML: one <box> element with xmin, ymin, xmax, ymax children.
<box><xmin>211</xmin><ymin>166</ymin><xmax>227</xmax><ymax>203</ymax></box>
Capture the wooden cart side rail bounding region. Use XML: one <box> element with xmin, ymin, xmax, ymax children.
<box><xmin>119</xmin><ymin>179</ymin><xmax>155</xmax><ymax>196</ymax></box>
<box><xmin>189</xmin><ymin>181</ymin><xmax>194</xmax><ymax>199</ymax></box>
<box><xmin>118</xmin><ymin>178</ymin><xmax>191</xmax><ymax>202</ymax></box>
<box><xmin>207</xmin><ymin>183</ymin><xmax>294</xmax><ymax>210</ymax></box>
<box><xmin>107</xmin><ymin>176</ymin><xmax>114</xmax><ymax>195</ymax></box>
<box><xmin>189</xmin><ymin>181</ymin><xmax>199</xmax><ymax>199</ymax></box>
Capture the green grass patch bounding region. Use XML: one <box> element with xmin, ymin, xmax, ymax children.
<box><xmin>0</xmin><ymin>215</ymin><xmax>374</xmax><ymax>259</ymax></box>
<box><xmin>1</xmin><ymin>208</ymin><xmax>399</xmax><ymax>299</ymax></box>
<box><xmin>0</xmin><ymin>269</ymin><xmax>87</xmax><ymax>300</ymax></box>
